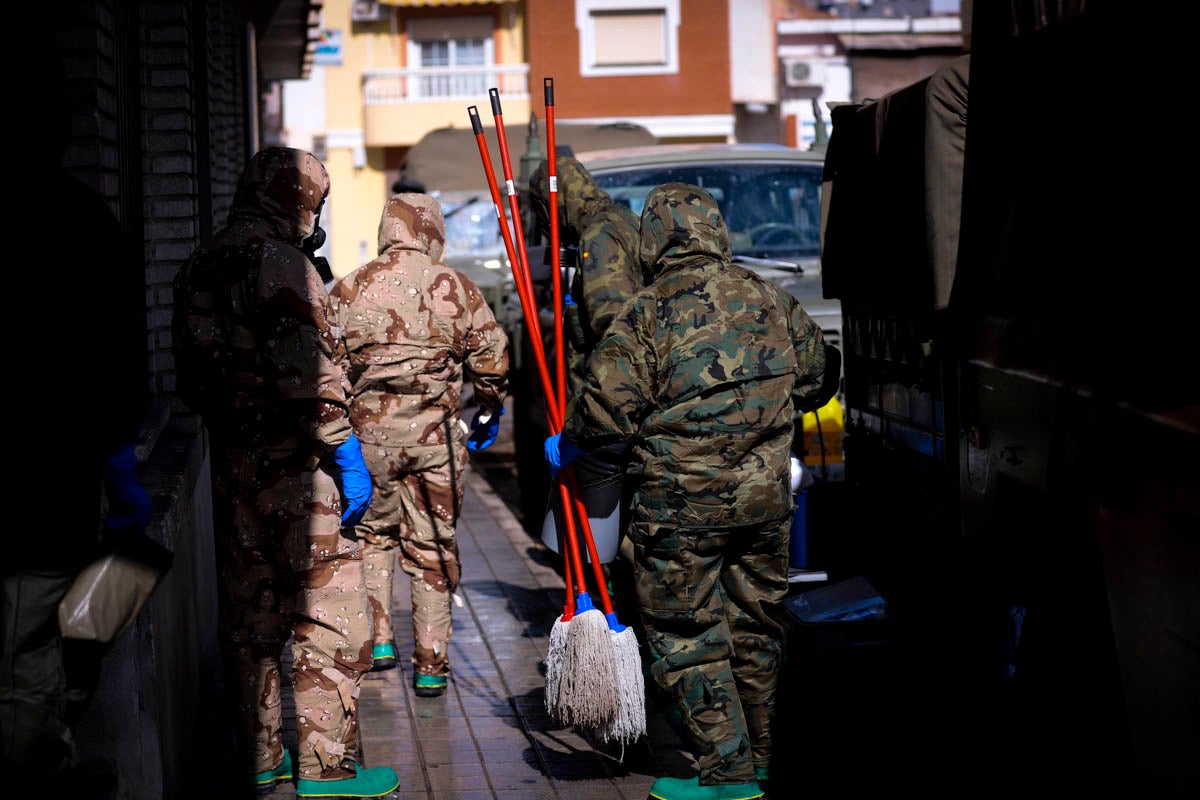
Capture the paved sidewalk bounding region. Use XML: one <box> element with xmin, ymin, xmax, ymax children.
<box><xmin>266</xmin><ymin>466</ymin><xmax>691</xmax><ymax>800</ymax></box>
<box><xmin>359</xmin><ymin>471</ymin><xmax>690</xmax><ymax>800</ymax></box>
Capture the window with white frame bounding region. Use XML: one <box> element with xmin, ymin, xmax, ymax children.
<box><xmin>407</xmin><ymin>16</ymin><xmax>493</xmax><ymax>98</ymax></box>
<box><xmin>577</xmin><ymin>0</ymin><xmax>679</xmax><ymax>77</ymax></box>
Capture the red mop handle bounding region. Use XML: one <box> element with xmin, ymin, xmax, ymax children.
<box><xmin>469</xmin><ymin>102</ymin><xmax>585</xmax><ymax>613</ymax></box>
<box><xmin>566</xmin><ymin>469</ymin><xmax>616</xmax><ymax>615</ymax></box>
<box><xmin>488</xmin><ymin>89</ymin><xmax>543</xmax><ymax>371</ymax></box>
<box><xmin>540</xmin><ymin>80</ymin><xmax>603</xmax><ymax>616</ymax></box>
<box><xmin>486</xmin><ymin>94</ymin><xmax>593</xmax><ymax>607</ymax></box>
<box><xmin>540</xmin><ymin>80</ymin><xmax>615</xmax><ymax>617</ymax></box>
<box><xmin>545</xmin><ymin>78</ymin><xmax>565</xmax><ymax>416</ymax></box>
<box><xmin>467</xmin><ymin>105</ymin><xmax>561</xmax><ymax>432</ymax></box>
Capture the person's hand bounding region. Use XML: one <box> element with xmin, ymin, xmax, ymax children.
<box><xmin>103</xmin><ymin>443</ymin><xmax>153</xmax><ymax>531</ymax></box>
<box><xmin>543</xmin><ymin>432</ymin><xmax>583</xmax><ymax>479</ymax></box>
<box><xmin>330</xmin><ymin>433</ymin><xmax>373</xmax><ymax>527</ymax></box>
<box><xmin>467</xmin><ymin>407</ymin><xmax>504</xmax><ymax>452</ymax></box>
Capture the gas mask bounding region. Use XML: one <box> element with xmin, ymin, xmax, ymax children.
<box><xmin>544</xmin><ymin>243</ymin><xmax>580</xmax><ymax>294</ymax></box>
<box><xmin>301</xmin><ymin>208</ymin><xmax>333</xmax><ymax>283</ymax></box>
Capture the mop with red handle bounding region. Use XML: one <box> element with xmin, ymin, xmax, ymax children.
<box><xmin>468</xmin><ymin>100</ymin><xmax>619</xmax><ymax>731</ymax></box>
<box><xmin>541</xmin><ymin>78</ymin><xmax>645</xmax><ymax>746</ymax></box>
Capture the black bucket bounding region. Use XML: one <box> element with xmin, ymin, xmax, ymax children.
<box><xmin>540</xmin><ymin>447</ymin><xmax>628</xmax><ymax>564</ymax></box>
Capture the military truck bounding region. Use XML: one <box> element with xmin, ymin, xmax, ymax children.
<box><xmin>809</xmin><ymin>2</ymin><xmax>1196</xmax><ymax>794</ymax></box>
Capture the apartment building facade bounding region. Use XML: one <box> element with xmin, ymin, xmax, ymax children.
<box><xmin>284</xmin><ymin>0</ymin><xmax>739</xmax><ymax>279</ymax></box>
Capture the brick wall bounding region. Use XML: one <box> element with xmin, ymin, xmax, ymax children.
<box><xmin>142</xmin><ymin>0</ymin><xmax>251</xmax><ymax>398</ymax></box>
<box><xmin>527</xmin><ymin>0</ymin><xmax>731</xmax><ymax>120</ymax></box>
<box><xmin>36</xmin><ymin>2</ymin><xmax>260</xmax><ymax>795</ymax></box>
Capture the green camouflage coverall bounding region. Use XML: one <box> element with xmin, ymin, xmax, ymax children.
<box><xmin>173</xmin><ymin>147</ymin><xmax>372</xmax><ymax>783</ymax></box>
<box><xmin>562</xmin><ymin>183</ymin><xmax>829</xmax><ymax>785</ymax></box>
<box><xmin>329</xmin><ymin>193</ymin><xmax>509</xmax><ymax>679</ymax></box>
<box><xmin>529</xmin><ymin>156</ymin><xmax>642</xmax><ymax>399</ymax></box>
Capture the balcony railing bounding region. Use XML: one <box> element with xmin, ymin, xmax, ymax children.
<box><xmin>363</xmin><ymin>64</ymin><xmax>530</xmax><ymax>105</ymax></box>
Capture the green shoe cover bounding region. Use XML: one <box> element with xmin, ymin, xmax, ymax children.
<box><xmin>253</xmin><ymin>749</ymin><xmax>294</xmax><ymax>788</ymax></box>
<box><xmin>647</xmin><ymin>775</ymin><xmax>764</xmax><ymax>800</ymax></box>
<box><xmin>295</xmin><ymin>764</ymin><xmax>399</xmax><ymax>798</ymax></box>
<box><xmin>371</xmin><ymin>643</ymin><xmax>396</xmax><ymax>671</ymax></box>
<box><xmin>413</xmin><ymin>673</ymin><xmax>447</xmax><ymax>696</ymax></box>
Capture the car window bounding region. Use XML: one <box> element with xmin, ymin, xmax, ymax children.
<box><xmin>591</xmin><ymin>162</ymin><xmax>823</xmax><ymax>258</ymax></box>
<box><xmin>442</xmin><ymin>197</ymin><xmax>513</xmax><ymax>260</ymax></box>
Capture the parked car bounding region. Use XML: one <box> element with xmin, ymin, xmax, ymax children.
<box><xmin>509</xmin><ymin>142</ymin><xmax>842</xmax><ymax>532</ymax></box>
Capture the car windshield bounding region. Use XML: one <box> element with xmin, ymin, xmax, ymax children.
<box><xmin>442</xmin><ymin>197</ymin><xmax>513</xmax><ymax>260</ymax></box>
<box><xmin>591</xmin><ymin>162</ymin><xmax>823</xmax><ymax>259</ymax></box>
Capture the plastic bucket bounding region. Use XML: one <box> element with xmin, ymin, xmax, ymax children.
<box><xmin>541</xmin><ymin>448</ymin><xmax>627</xmax><ymax>564</ymax></box>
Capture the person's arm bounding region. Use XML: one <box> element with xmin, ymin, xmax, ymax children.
<box><xmin>461</xmin><ymin>275</ymin><xmax>510</xmax><ymax>416</ymax></box>
<box><xmin>563</xmin><ymin>292</ymin><xmax>657</xmax><ymax>449</ymax></box>
<box><xmin>578</xmin><ymin>223</ymin><xmax>642</xmax><ymax>342</ymax></box>
<box><xmin>258</xmin><ymin>250</ymin><xmax>354</xmax><ymax>454</ymax></box>
<box><xmin>457</xmin><ymin>273</ymin><xmax>510</xmax><ymax>451</ymax></box>
<box><xmin>787</xmin><ymin>296</ymin><xmax>834</xmax><ymax>459</ymax></box>
<box><xmin>326</xmin><ymin>276</ymin><xmax>360</xmax><ymax>391</ymax></box>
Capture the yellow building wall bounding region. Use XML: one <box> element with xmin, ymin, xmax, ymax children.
<box><xmin>322</xmin><ymin>1</ymin><xmax>404</xmax><ymax>278</ymax></box>
<box><xmin>317</xmin><ymin>0</ymin><xmax>528</xmax><ymax>278</ymax></box>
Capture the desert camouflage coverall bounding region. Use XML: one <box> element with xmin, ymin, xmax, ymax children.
<box><xmin>329</xmin><ymin>193</ymin><xmax>509</xmax><ymax>678</ymax></box>
<box><xmin>562</xmin><ymin>183</ymin><xmax>829</xmax><ymax>785</ymax></box>
<box><xmin>529</xmin><ymin>157</ymin><xmax>642</xmax><ymax>398</ymax></box>
<box><xmin>172</xmin><ymin>147</ymin><xmax>372</xmax><ymax>783</ymax></box>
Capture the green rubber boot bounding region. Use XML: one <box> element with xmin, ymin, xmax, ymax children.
<box><xmin>647</xmin><ymin>775</ymin><xmax>764</xmax><ymax>800</ymax></box>
<box><xmin>370</xmin><ymin>642</ymin><xmax>396</xmax><ymax>672</ymax></box>
<box><xmin>754</xmin><ymin>767</ymin><xmax>770</xmax><ymax>798</ymax></box>
<box><xmin>295</xmin><ymin>762</ymin><xmax>399</xmax><ymax>798</ymax></box>
<box><xmin>413</xmin><ymin>673</ymin><xmax>447</xmax><ymax>697</ymax></box>
<box><xmin>252</xmin><ymin>749</ymin><xmax>294</xmax><ymax>794</ymax></box>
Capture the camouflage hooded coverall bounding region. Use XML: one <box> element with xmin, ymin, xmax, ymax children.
<box><xmin>172</xmin><ymin>147</ymin><xmax>373</xmax><ymax>782</ymax></box>
<box><xmin>528</xmin><ymin>156</ymin><xmax>642</xmax><ymax>399</ymax></box>
<box><xmin>562</xmin><ymin>183</ymin><xmax>829</xmax><ymax>785</ymax></box>
<box><xmin>329</xmin><ymin>194</ymin><xmax>509</xmax><ymax>679</ymax></box>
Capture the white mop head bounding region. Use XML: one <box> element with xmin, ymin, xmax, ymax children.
<box><xmin>545</xmin><ymin>615</ymin><xmax>570</xmax><ymax>718</ymax></box>
<box><xmin>557</xmin><ymin>609</ymin><xmax>618</xmax><ymax>730</ymax></box>
<box><xmin>597</xmin><ymin>627</ymin><xmax>647</xmax><ymax>747</ymax></box>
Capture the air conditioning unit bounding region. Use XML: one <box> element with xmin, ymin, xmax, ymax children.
<box><xmin>784</xmin><ymin>59</ymin><xmax>826</xmax><ymax>88</ymax></box>
<box><xmin>351</xmin><ymin>1</ymin><xmax>385</xmax><ymax>23</ymax></box>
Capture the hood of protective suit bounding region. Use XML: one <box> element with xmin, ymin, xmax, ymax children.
<box><xmin>228</xmin><ymin>147</ymin><xmax>329</xmax><ymax>246</ymax></box>
<box><xmin>376</xmin><ymin>192</ymin><xmax>445</xmax><ymax>262</ymax></box>
<box><xmin>638</xmin><ymin>182</ymin><xmax>731</xmax><ymax>281</ymax></box>
<box><xmin>528</xmin><ymin>156</ymin><xmax>613</xmax><ymax>242</ymax></box>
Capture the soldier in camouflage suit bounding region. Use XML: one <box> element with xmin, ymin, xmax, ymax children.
<box><xmin>527</xmin><ymin>156</ymin><xmax>642</xmax><ymax>583</ymax></box>
<box><xmin>329</xmin><ymin>193</ymin><xmax>509</xmax><ymax>696</ymax></box>
<box><xmin>173</xmin><ymin>147</ymin><xmax>397</xmax><ymax>797</ymax></box>
<box><xmin>528</xmin><ymin>156</ymin><xmax>642</xmax><ymax>398</ymax></box>
<box><xmin>546</xmin><ymin>183</ymin><xmax>835</xmax><ymax>800</ymax></box>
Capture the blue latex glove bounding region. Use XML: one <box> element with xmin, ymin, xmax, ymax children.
<box><xmin>467</xmin><ymin>407</ymin><xmax>504</xmax><ymax>452</ymax></box>
<box><xmin>103</xmin><ymin>443</ymin><xmax>153</xmax><ymax>531</ymax></box>
<box><xmin>330</xmin><ymin>433</ymin><xmax>373</xmax><ymax>528</ymax></box>
<box><xmin>543</xmin><ymin>432</ymin><xmax>584</xmax><ymax>479</ymax></box>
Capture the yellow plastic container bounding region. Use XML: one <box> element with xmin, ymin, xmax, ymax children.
<box><xmin>801</xmin><ymin>396</ymin><xmax>844</xmax><ymax>479</ymax></box>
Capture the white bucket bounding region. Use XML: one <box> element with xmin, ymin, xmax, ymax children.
<box><xmin>540</xmin><ymin>449</ymin><xmax>627</xmax><ymax>564</ymax></box>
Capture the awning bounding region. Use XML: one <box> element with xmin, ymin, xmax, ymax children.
<box><xmin>254</xmin><ymin>0</ymin><xmax>324</xmax><ymax>82</ymax></box>
<box><xmin>378</xmin><ymin>0</ymin><xmax>519</xmax><ymax>6</ymax></box>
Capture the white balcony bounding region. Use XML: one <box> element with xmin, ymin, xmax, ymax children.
<box><xmin>362</xmin><ymin>64</ymin><xmax>532</xmax><ymax>148</ymax></box>
<box><xmin>363</xmin><ymin>64</ymin><xmax>530</xmax><ymax>104</ymax></box>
